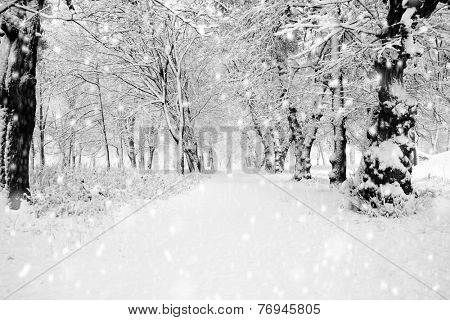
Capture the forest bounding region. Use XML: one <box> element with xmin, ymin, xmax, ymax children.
<box><xmin>0</xmin><ymin>0</ymin><xmax>450</xmax><ymax>300</ymax></box>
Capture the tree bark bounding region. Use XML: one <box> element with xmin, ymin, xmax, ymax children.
<box><xmin>96</xmin><ymin>72</ymin><xmax>110</xmax><ymax>170</ymax></box>
<box><xmin>0</xmin><ymin>3</ymin><xmax>43</xmax><ymax>207</ymax></box>
<box><xmin>29</xmin><ymin>139</ymin><xmax>34</xmax><ymax>177</ymax></box>
<box><xmin>118</xmin><ymin>133</ymin><xmax>124</xmax><ymax>169</ymax></box>
<box><xmin>37</xmin><ymin>86</ymin><xmax>47</xmax><ymax>168</ymax></box>
<box><xmin>183</xmin><ymin>123</ymin><xmax>201</xmax><ymax>173</ymax></box>
<box><xmin>287</xmin><ymin>104</ymin><xmax>305</xmax><ymax>181</ymax></box>
<box><xmin>353</xmin><ymin>1</ymin><xmax>446</xmax><ymax>210</ymax></box>
<box><xmin>301</xmin><ymin>114</ymin><xmax>322</xmax><ymax>180</ymax></box>
<box><xmin>329</xmin><ymin>74</ymin><xmax>347</xmax><ymax>185</ymax></box>
<box><xmin>147</xmin><ymin>146</ymin><xmax>155</xmax><ymax>170</ymax></box>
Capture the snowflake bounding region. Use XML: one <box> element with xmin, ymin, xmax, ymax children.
<box><xmin>18</xmin><ymin>263</ymin><xmax>31</xmax><ymax>278</ymax></box>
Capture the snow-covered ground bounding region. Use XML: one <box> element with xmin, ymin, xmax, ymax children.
<box><xmin>414</xmin><ymin>151</ymin><xmax>450</xmax><ymax>180</ymax></box>
<box><xmin>1</xmin><ymin>165</ymin><xmax>449</xmax><ymax>299</ymax></box>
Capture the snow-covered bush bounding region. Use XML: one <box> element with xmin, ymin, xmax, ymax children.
<box><xmin>28</xmin><ymin>167</ymin><xmax>198</xmax><ymax>218</ymax></box>
<box><xmin>345</xmin><ymin>173</ymin><xmax>439</xmax><ymax>217</ymax></box>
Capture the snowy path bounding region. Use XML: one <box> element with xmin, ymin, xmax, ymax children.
<box><xmin>1</xmin><ymin>173</ymin><xmax>450</xmax><ymax>299</ymax></box>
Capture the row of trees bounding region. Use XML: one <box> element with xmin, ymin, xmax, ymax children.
<box><xmin>0</xmin><ymin>0</ymin><xmax>449</xmax><ymax>214</ymax></box>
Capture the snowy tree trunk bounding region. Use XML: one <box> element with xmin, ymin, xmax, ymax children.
<box><xmin>272</xmin><ymin>127</ymin><xmax>289</xmax><ymax>173</ymax></box>
<box><xmin>37</xmin><ymin>93</ymin><xmax>46</xmax><ymax>168</ymax></box>
<box><xmin>262</xmin><ymin>131</ymin><xmax>274</xmax><ymax>173</ymax></box>
<box><xmin>272</xmin><ymin>129</ymin><xmax>282</xmax><ymax>173</ymax></box>
<box><xmin>118</xmin><ymin>134</ymin><xmax>124</xmax><ymax>169</ymax></box>
<box><xmin>287</xmin><ymin>104</ymin><xmax>305</xmax><ymax>181</ymax></box>
<box><xmin>329</xmin><ymin>114</ymin><xmax>347</xmax><ymax>185</ymax></box>
<box><xmin>126</xmin><ymin>116</ymin><xmax>137</xmax><ymax>168</ymax></box>
<box><xmin>0</xmin><ymin>2</ymin><xmax>43</xmax><ymax>208</ymax></box>
<box><xmin>293</xmin><ymin>136</ymin><xmax>305</xmax><ymax>181</ymax></box>
<box><xmin>0</xmin><ymin>106</ymin><xmax>7</xmax><ymax>189</ymax></box>
<box><xmin>350</xmin><ymin>1</ymin><xmax>446</xmax><ymax>213</ymax></box>
<box><xmin>329</xmin><ymin>76</ymin><xmax>347</xmax><ymax>185</ymax></box>
<box><xmin>96</xmin><ymin>73</ymin><xmax>110</xmax><ymax>170</ymax></box>
<box><xmin>301</xmin><ymin>114</ymin><xmax>321</xmax><ymax>180</ymax></box>
<box><xmin>355</xmin><ymin>55</ymin><xmax>417</xmax><ymax>207</ymax></box>
<box><xmin>183</xmin><ymin>124</ymin><xmax>201</xmax><ymax>173</ymax></box>
<box><xmin>138</xmin><ymin>126</ymin><xmax>147</xmax><ymax>171</ymax></box>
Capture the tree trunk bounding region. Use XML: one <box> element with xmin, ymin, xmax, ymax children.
<box><xmin>286</xmin><ymin>102</ymin><xmax>305</xmax><ymax>181</ymax></box>
<box><xmin>301</xmin><ymin>114</ymin><xmax>321</xmax><ymax>179</ymax></box>
<box><xmin>272</xmin><ymin>127</ymin><xmax>289</xmax><ymax>173</ymax></box>
<box><xmin>38</xmin><ymin>95</ymin><xmax>46</xmax><ymax>168</ymax></box>
<box><xmin>183</xmin><ymin>125</ymin><xmax>201</xmax><ymax>173</ymax></box>
<box><xmin>68</xmin><ymin>141</ymin><xmax>72</xmax><ymax>168</ymax></box>
<box><xmin>329</xmin><ymin>115</ymin><xmax>347</xmax><ymax>185</ymax></box>
<box><xmin>138</xmin><ymin>126</ymin><xmax>147</xmax><ymax>171</ymax></box>
<box><xmin>96</xmin><ymin>72</ymin><xmax>110</xmax><ymax>170</ymax></box>
<box><xmin>126</xmin><ymin>116</ymin><xmax>136</xmax><ymax>168</ymax></box>
<box><xmin>118</xmin><ymin>134</ymin><xmax>124</xmax><ymax>169</ymax></box>
<box><xmin>261</xmin><ymin>130</ymin><xmax>274</xmax><ymax>173</ymax></box>
<box><xmin>357</xmin><ymin>56</ymin><xmax>416</xmax><ymax>205</ymax></box>
<box><xmin>351</xmin><ymin>1</ymin><xmax>445</xmax><ymax>211</ymax></box>
<box><xmin>29</xmin><ymin>139</ymin><xmax>34</xmax><ymax>178</ymax></box>
<box><xmin>0</xmin><ymin>106</ymin><xmax>7</xmax><ymax>189</ymax></box>
<box><xmin>0</xmin><ymin>2</ymin><xmax>43</xmax><ymax>208</ymax></box>
<box><xmin>71</xmin><ymin>153</ymin><xmax>76</xmax><ymax>169</ymax></box>
<box><xmin>329</xmin><ymin>74</ymin><xmax>347</xmax><ymax>185</ymax></box>
<box><xmin>147</xmin><ymin>146</ymin><xmax>155</xmax><ymax>170</ymax></box>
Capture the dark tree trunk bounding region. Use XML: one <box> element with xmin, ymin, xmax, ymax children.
<box><xmin>353</xmin><ymin>1</ymin><xmax>446</xmax><ymax>211</ymax></box>
<box><xmin>68</xmin><ymin>141</ymin><xmax>72</xmax><ymax>168</ymax></box>
<box><xmin>71</xmin><ymin>153</ymin><xmax>76</xmax><ymax>169</ymax></box>
<box><xmin>39</xmin><ymin>122</ymin><xmax>45</xmax><ymax>167</ymax></box>
<box><xmin>29</xmin><ymin>139</ymin><xmax>34</xmax><ymax>178</ymax></box>
<box><xmin>287</xmin><ymin>105</ymin><xmax>304</xmax><ymax>181</ymax></box>
<box><xmin>0</xmin><ymin>107</ymin><xmax>7</xmax><ymax>189</ymax></box>
<box><xmin>301</xmin><ymin>114</ymin><xmax>321</xmax><ymax>180</ymax></box>
<box><xmin>329</xmin><ymin>115</ymin><xmax>347</xmax><ymax>185</ymax></box>
<box><xmin>261</xmin><ymin>131</ymin><xmax>274</xmax><ymax>173</ymax></box>
<box><xmin>293</xmin><ymin>136</ymin><xmax>305</xmax><ymax>181</ymax></box>
<box><xmin>0</xmin><ymin>3</ymin><xmax>43</xmax><ymax>208</ymax></box>
<box><xmin>147</xmin><ymin>146</ymin><xmax>155</xmax><ymax>170</ymax></box>
<box><xmin>37</xmin><ymin>93</ymin><xmax>46</xmax><ymax>168</ymax></box>
<box><xmin>184</xmin><ymin>125</ymin><xmax>201</xmax><ymax>173</ymax></box>
<box><xmin>118</xmin><ymin>133</ymin><xmax>124</xmax><ymax>169</ymax></box>
<box><xmin>329</xmin><ymin>75</ymin><xmax>347</xmax><ymax>185</ymax></box>
<box><xmin>359</xmin><ymin>56</ymin><xmax>416</xmax><ymax>199</ymax></box>
<box><xmin>96</xmin><ymin>73</ymin><xmax>110</xmax><ymax>170</ymax></box>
